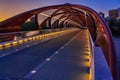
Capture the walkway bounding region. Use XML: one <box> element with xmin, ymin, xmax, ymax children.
<box><xmin>25</xmin><ymin>29</ymin><xmax>91</xmax><ymax>80</ymax></box>
<box><xmin>0</xmin><ymin>29</ymin><xmax>91</xmax><ymax>80</ymax></box>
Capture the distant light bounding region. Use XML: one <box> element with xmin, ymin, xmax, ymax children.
<box><xmin>26</xmin><ymin>45</ymin><xmax>30</xmax><ymax>47</ymax></box>
<box><xmin>46</xmin><ymin>58</ymin><xmax>51</xmax><ymax>61</ymax></box>
<box><xmin>31</xmin><ymin>70</ymin><xmax>36</xmax><ymax>74</ymax></box>
<box><xmin>4</xmin><ymin>43</ymin><xmax>11</xmax><ymax>47</ymax></box>
<box><xmin>19</xmin><ymin>40</ymin><xmax>23</xmax><ymax>43</ymax></box>
<box><xmin>15</xmin><ymin>49</ymin><xmax>19</xmax><ymax>51</ymax></box>
<box><xmin>65</xmin><ymin>44</ymin><xmax>67</xmax><ymax>46</ymax></box>
<box><xmin>34</xmin><ymin>43</ymin><xmax>37</xmax><ymax>45</ymax></box>
<box><xmin>61</xmin><ymin>47</ymin><xmax>64</xmax><ymax>49</ymax></box>
<box><xmin>2</xmin><ymin>54</ymin><xmax>5</xmax><ymax>56</ymax></box>
<box><xmin>55</xmin><ymin>51</ymin><xmax>58</xmax><ymax>54</ymax></box>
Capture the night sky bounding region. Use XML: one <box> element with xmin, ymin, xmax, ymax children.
<box><xmin>0</xmin><ymin>0</ymin><xmax>120</xmax><ymax>22</ymax></box>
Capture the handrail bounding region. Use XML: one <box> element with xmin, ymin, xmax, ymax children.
<box><xmin>0</xmin><ymin>28</ymin><xmax>77</xmax><ymax>51</ymax></box>
<box><xmin>0</xmin><ymin>28</ymin><xmax>67</xmax><ymax>35</ymax></box>
<box><xmin>88</xmin><ymin>30</ymin><xmax>95</xmax><ymax>80</ymax></box>
<box><xmin>0</xmin><ymin>28</ymin><xmax>68</xmax><ymax>42</ymax></box>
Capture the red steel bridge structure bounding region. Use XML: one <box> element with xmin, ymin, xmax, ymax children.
<box><xmin>0</xmin><ymin>3</ymin><xmax>118</xmax><ymax>80</ymax></box>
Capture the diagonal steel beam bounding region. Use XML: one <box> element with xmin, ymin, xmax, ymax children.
<box><xmin>61</xmin><ymin>7</ymin><xmax>85</xmax><ymax>27</ymax></box>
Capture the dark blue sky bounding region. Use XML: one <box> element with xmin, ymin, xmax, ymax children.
<box><xmin>0</xmin><ymin>0</ymin><xmax>120</xmax><ymax>21</ymax></box>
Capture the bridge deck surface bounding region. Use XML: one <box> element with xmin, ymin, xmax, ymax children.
<box><xmin>0</xmin><ymin>29</ymin><xmax>91</xmax><ymax>80</ymax></box>
<box><xmin>25</xmin><ymin>29</ymin><xmax>91</xmax><ymax>80</ymax></box>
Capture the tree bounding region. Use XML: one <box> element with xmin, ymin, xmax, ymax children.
<box><xmin>21</xmin><ymin>21</ymin><xmax>38</xmax><ymax>31</ymax></box>
<box><xmin>107</xmin><ymin>17</ymin><xmax>120</xmax><ymax>36</ymax></box>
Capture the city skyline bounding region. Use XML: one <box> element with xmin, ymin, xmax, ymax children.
<box><xmin>0</xmin><ymin>0</ymin><xmax>120</xmax><ymax>22</ymax></box>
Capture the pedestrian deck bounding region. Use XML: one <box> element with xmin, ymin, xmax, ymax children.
<box><xmin>25</xmin><ymin>29</ymin><xmax>92</xmax><ymax>80</ymax></box>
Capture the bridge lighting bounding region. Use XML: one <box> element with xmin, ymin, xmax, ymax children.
<box><xmin>0</xmin><ymin>45</ymin><xmax>3</xmax><ymax>50</ymax></box>
<box><xmin>4</xmin><ymin>43</ymin><xmax>11</xmax><ymax>47</ymax></box>
<box><xmin>24</xmin><ymin>39</ymin><xmax>28</xmax><ymax>42</ymax></box>
<box><xmin>19</xmin><ymin>40</ymin><xmax>24</xmax><ymax>43</ymax></box>
<box><xmin>46</xmin><ymin>58</ymin><xmax>51</xmax><ymax>61</ymax></box>
<box><xmin>34</xmin><ymin>43</ymin><xmax>37</xmax><ymax>45</ymax></box>
<box><xmin>37</xmin><ymin>36</ymin><xmax>39</xmax><ymax>39</ymax></box>
<box><xmin>89</xmin><ymin>68</ymin><xmax>92</xmax><ymax>80</ymax></box>
<box><xmin>35</xmin><ymin>36</ymin><xmax>38</xmax><ymax>39</ymax></box>
<box><xmin>28</xmin><ymin>38</ymin><xmax>33</xmax><ymax>41</ymax></box>
<box><xmin>12</xmin><ymin>41</ymin><xmax>18</xmax><ymax>45</ymax></box>
<box><xmin>83</xmin><ymin>58</ymin><xmax>90</xmax><ymax>67</ymax></box>
<box><xmin>15</xmin><ymin>49</ymin><xmax>19</xmax><ymax>51</ymax></box>
<box><xmin>0</xmin><ymin>45</ymin><xmax>3</xmax><ymax>48</ymax></box>
<box><xmin>32</xmin><ymin>37</ymin><xmax>36</xmax><ymax>40</ymax></box>
<box><xmin>26</xmin><ymin>45</ymin><xmax>30</xmax><ymax>47</ymax></box>
<box><xmin>40</xmin><ymin>35</ymin><xmax>44</xmax><ymax>39</ymax></box>
<box><xmin>60</xmin><ymin>46</ymin><xmax>64</xmax><ymax>49</ymax></box>
<box><xmin>43</xmin><ymin>34</ymin><xmax>46</xmax><ymax>37</ymax></box>
<box><xmin>39</xmin><ymin>36</ymin><xmax>42</xmax><ymax>39</ymax></box>
<box><xmin>45</xmin><ymin>34</ymin><xmax>47</xmax><ymax>37</ymax></box>
<box><xmin>55</xmin><ymin>51</ymin><xmax>59</xmax><ymax>54</ymax></box>
<box><xmin>0</xmin><ymin>54</ymin><xmax>6</xmax><ymax>57</ymax></box>
<box><xmin>31</xmin><ymin>70</ymin><xmax>37</xmax><ymax>74</ymax></box>
<box><xmin>83</xmin><ymin>55</ymin><xmax>90</xmax><ymax>60</ymax></box>
<box><xmin>65</xmin><ymin>44</ymin><xmax>67</xmax><ymax>46</ymax></box>
<box><xmin>0</xmin><ymin>29</ymin><xmax>71</xmax><ymax>51</ymax></box>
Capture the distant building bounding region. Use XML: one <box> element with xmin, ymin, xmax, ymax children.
<box><xmin>118</xmin><ymin>8</ymin><xmax>120</xmax><ymax>15</ymax></box>
<box><xmin>109</xmin><ymin>8</ymin><xmax>120</xmax><ymax>19</ymax></box>
<box><xmin>117</xmin><ymin>8</ymin><xmax>120</xmax><ymax>19</ymax></box>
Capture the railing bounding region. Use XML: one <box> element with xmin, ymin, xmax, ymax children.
<box><xmin>87</xmin><ymin>30</ymin><xmax>95</xmax><ymax>80</ymax></box>
<box><xmin>0</xmin><ymin>28</ymin><xmax>77</xmax><ymax>51</ymax></box>
<box><xmin>0</xmin><ymin>28</ymin><xmax>67</xmax><ymax>42</ymax></box>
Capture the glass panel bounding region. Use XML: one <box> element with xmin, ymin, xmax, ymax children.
<box><xmin>51</xmin><ymin>18</ymin><xmax>57</xmax><ymax>25</ymax></box>
<box><xmin>56</xmin><ymin>10</ymin><xmax>64</xmax><ymax>13</ymax></box>
<box><xmin>41</xmin><ymin>9</ymin><xmax>58</xmax><ymax>16</ymax></box>
<box><xmin>55</xmin><ymin>14</ymin><xmax>64</xmax><ymax>19</ymax></box>
<box><xmin>37</xmin><ymin>13</ymin><xmax>48</xmax><ymax>25</ymax></box>
<box><xmin>37</xmin><ymin>9</ymin><xmax>58</xmax><ymax>25</ymax></box>
<box><xmin>51</xmin><ymin>14</ymin><xmax>64</xmax><ymax>25</ymax></box>
<box><xmin>72</xmin><ymin>7</ymin><xmax>85</xmax><ymax>12</ymax></box>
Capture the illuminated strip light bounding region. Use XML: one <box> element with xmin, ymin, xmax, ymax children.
<box><xmin>4</xmin><ymin>43</ymin><xmax>11</xmax><ymax>47</ymax></box>
<box><xmin>32</xmin><ymin>37</ymin><xmax>36</xmax><ymax>40</ymax></box>
<box><xmin>19</xmin><ymin>40</ymin><xmax>24</xmax><ymax>43</ymax></box>
<box><xmin>38</xmin><ymin>36</ymin><xmax>41</xmax><ymax>39</ymax></box>
<box><xmin>43</xmin><ymin>35</ymin><xmax>46</xmax><ymax>38</ymax></box>
<box><xmin>39</xmin><ymin>36</ymin><xmax>42</xmax><ymax>39</ymax></box>
<box><xmin>0</xmin><ymin>45</ymin><xmax>3</xmax><ymax>49</ymax></box>
<box><xmin>12</xmin><ymin>41</ymin><xmax>18</xmax><ymax>45</ymax></box>
<box><xmin>24</xmin><ymin>39</ymin><xmax>28</xmax><ymax>42</ymax></box>
<box><xmin>28</xmin><ymin>38</ymin><xmax>33</xmax><ymax>41</ymax></box>
<box><xmin>86</xmin><ymin>29</ymin><xmax>95</xmax><ymax>80</ymax></box>
<box><xmin>0</xmin><ymin>29</ymin><xmax>72</xmax><ymax>49</ymax></box>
